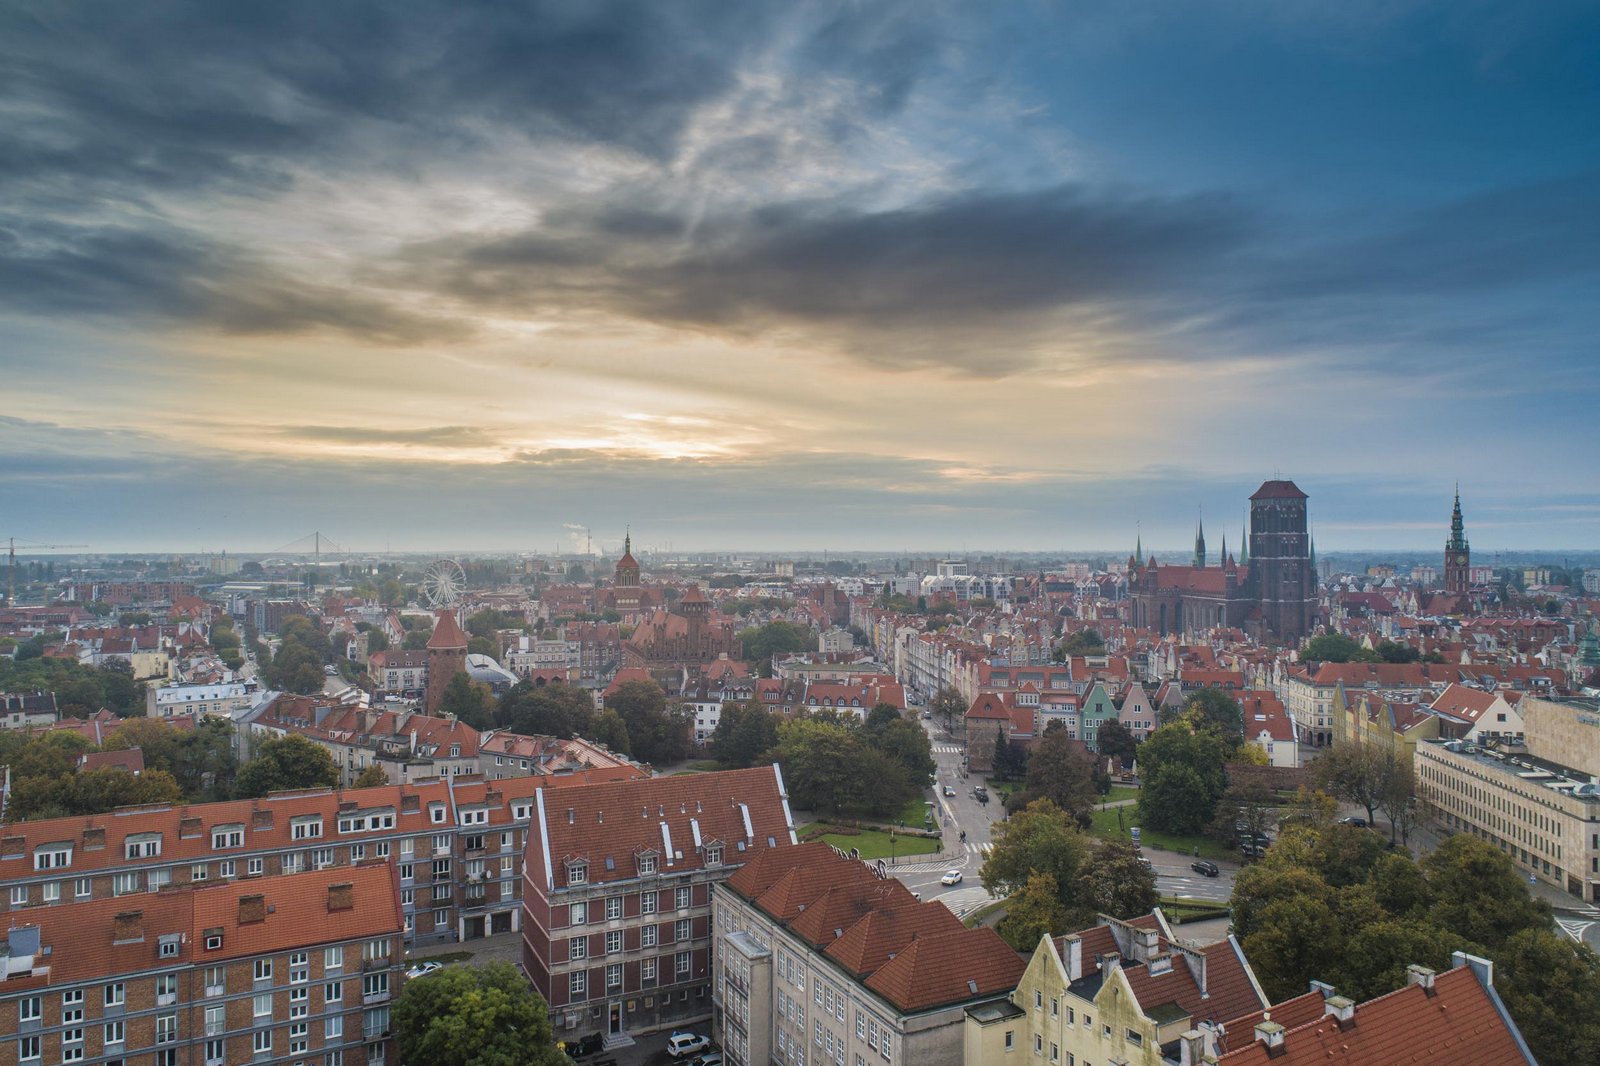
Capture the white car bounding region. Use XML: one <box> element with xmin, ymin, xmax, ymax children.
<box><xmin>404</xmin><ymin>961</ymin><xmax>442</xmax><ymax>980</ymax></box>
<box><xmin>668</xmin><ymin>1033</ymin><xmax>712</xmax><ymax>1058</ymax></box>
<box><xmin>940</xmin><ymin>870</ymin><xmax>963</xmax><ymax>886</ymax></box>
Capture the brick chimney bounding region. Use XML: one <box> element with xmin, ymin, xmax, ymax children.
<box><xmin>1323</xmin><ymin>995</ymin><xmax>1356</xmax><ymax>1025</ymax></box>
<box><xmin>112</xmin><ymin>911</ymin><xmax>144</xmax><ymax>943</ymax></box>
<box><xmin>327</xmin><ymin>882</ymin><xmax>355</xmax><ymax>912</ymax></box>
<box><xmin>1135</xmin><ymin>926</ymin><xmax>1161</xmax><ymax>962</ymax></box>
<box><xmin>238</xmin><ymin>893</ymin><xmax>267</xmax><ymax>925</ymax></box>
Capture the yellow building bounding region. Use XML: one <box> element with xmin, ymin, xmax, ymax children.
<box><xmin>1331</xmin><ymin>682</ymin><xmax>1444</xmax><ymax>759</ymax></box>
<box><xmin>964</xmin><ymin>912</ymin><xmax>1268</xmax><ymax>1066</ymax></box>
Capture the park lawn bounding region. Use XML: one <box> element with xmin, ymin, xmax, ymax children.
<box><xmin>989</xmin><ymin>779</ymin><xmax>1024</xmax><ymax>796</ymax></box>
<box><xmin>806</xmin><ymin>826</ymin><xmax>942</xmax><ymax>861</ymax></box>
<box><xmin>680</xmin><ymin>759</ymin><xmax>725</xmax><ymax>772</ymax></box>
<box><xmin>1101</xmin><ymin>785</ymin><xmax>1139</xmax><ymax>804</ymax></box>
<box><xmin>1089</xmin><ymin>806</ymin><xmax>1233</xmax><ymax>861</ymax></box>
<box><xmin>891</xmin><ymin>797</ymin><xmax>937</xmax><ymax>827</ymax></box>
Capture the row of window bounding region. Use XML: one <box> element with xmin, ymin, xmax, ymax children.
<box><xmin>567</xmin><ymin>886</ymin><xmax>694</xmax><ymax>924</ymax></box>
<box><xmin>569</xmin><ymin>919</ymin><xmax>692</xmax><ymax>958</ymax></box>
<box><xmin>568</xmin><ymin>952</ymin><xmax>692</xmax><ymax>998</ymax></box>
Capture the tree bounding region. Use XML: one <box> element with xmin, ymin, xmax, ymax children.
<box><xmin>1210</xmin><ymin>778</ymin><xmax>1276</xmax><ymax>847</ymax></box>
<box><xmin>436</xmin><ymin>672</ymin><xmax>495</xmax><ymax>730</ymax></box>
<box><xmin>393</xmin><ymin>961</ymin><xmax>566</xmax><ymax>1066</ymax></box>
<box><xmin>737</xmin><ymin>621</ymin><xmax>816</xmax><ymax>670</ymax></box>
<box><xmin>1310</xmin><ymin>742</ymin><xmax>1388</xmax><ymax>826</ymax></box>
<box><xmin>1057</xmin><ymin>628</ymin><xmax>1105</xmax><ymax>657</ymax></box>
<box><xmin>1421</xmin><ymin>835</ymin><xmax>1551</xmax><ymax>951</ymax></box>
<box><xmin>991</xmin><ymin>729</ymin><xmax>1023</xmax><ymax>782</ymax></box>
<box><xmin>1493</xmin><ymin>929</ymin><xmax>1600</xmax><ymax>1066</ymax></box>
<box><xmin>592</xmin><ymin>710</ymin><xmax>631</xmax><ymax>754</ymax></box>
<box><xmin>606</xmin><ymin>680</ymin><xmax>689</xmax><ymax>766</ymax></box>
<box><xmin>1096</xmin><ymin>719</ymin><xmax>1138</xmax><ymax>769</ymax></box>
<box><xmin>236</xmin><ymin>734</ymin><xmax>340</xmax><ymax>798</ymax></box>
<box><xmin>713</xmin><ymin>702</ymin><xmax>778</xmax><ymax>768</ymax></box>
<box><xmin>996</xmin><ymin>872</ymin><xmax>1072</xmax><ymax>951</ymax></box>
<box><xmin>980</xmin><ymin>800</ymin><xmax>1090</xmax><ymax>903</ymax></box>
<box><xmin>1373</xmin><ymin>639</ymin><xmax>1420</xmax><ymax>664</ymax></box>
<box><xmin>1173</xmin><ymin>688</ymin><xmax>1244</xmax><ymax>745</ymax></box>
<box><xmin>366</xmin><ymin>629</ymin><xmax>391</xmax><ymax>654</ymax></box>
<box><xmin>1241</xmin><ymin>892</ymin><xmax>1345</xmax><ymax>1002</ymax></box>
<box><xmin>353</xmin><ymin>765</ymin><xmax>390</xmax><ymax>789</ymax></box>
<box><xmin>1333</xmin><ymin>919</ymin><xmax>1469</xmax><ymax>1002</ymax></box>
<box><xmin>497</xmin><ymin>682</ymin><xmax>595</xmax><ymax>738</ymax></box>
<box><xmin>1071</xmin><ymin>839</ymin><xmax>1158</xmax><ymax>923</ymax></box>
<box><xmin>1135</xmin><ymin>724</ymin><xmax>1226</xmax><ymax>834</ymax></box>
<box><xmin>867</xmin><ymin>713</ymin><xmax>936</xmax><ymax>788</ymax></box>
<box><xmin>928</xmin><ymin>686</ymin><xmax>967</xmax><ymax>734</ymax></box>
<box><xmin>1019</xmin><ymin>726</ymin><xmax>1099</xmax><ymax>822</ymax></box>
<box><xmin>1302</xmin><ymin>633</ymin><xmax>1362</xmax><ymax>663</ymax></box>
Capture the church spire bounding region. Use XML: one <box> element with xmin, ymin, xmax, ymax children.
<box><xmin>1238</xmin><ymin>509</ymin><xmax>1248</xmax><ymax>566</ymax></box>
<box><xmin>1448</xmin><ymin>485</ymin><xmax>1468</xmax><ymax>551</ymax></box>
<box><xmin>1193</xmin><ymin>511</ymin><xmax>1206</xmax><ymax>568</ymax></box>
<box><xmin>624</xmin><ymin>527</ymin><xmax>632</xmax><ymax>556</ymax></box>
<box><xmin>1135</xmin><ymin>524</ymin><xmax>1143</xmax><ymax>565</ymax></box>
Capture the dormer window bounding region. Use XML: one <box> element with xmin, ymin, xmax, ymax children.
<box><xmin>33</xmin><ymin>844</ymin><xmax>72</xmax><ymax>871</ymax></box>
<box><xmin>638</xmin><ymin>853</ymin><xmax>657</xmax><ymax>876</ymax></box>
<box><xmin>449</xmin><ymin>745</ymin><xmax>461</xmax><ymax>758</ymax></box>
<box><xmin>212</xmin><ymin>824</ymin><xmax>244</xmax><ymax>850</ymax></box>
<box><xmin>706</xmin><ymin>845</ymin><xmax>724</xmax><ymax>867</ymax></box>
<box><xmin>567</xmin><ymin>860</ymin><xmax>589</xmax><ymax>886</ymax></box>
<box><xmin>290</xmin><ymin>816</ymin><xmax>322</xmax><ymax>841</ymax></box>
<box><xmin>429</xmin><ymin>804</ymin><xmax>447</xmax><ymax>824</ymax></box>
<box><xmin>124</xmin><ymin>834</ymin><xmax>162</xmax><ymax>860</ymax></box>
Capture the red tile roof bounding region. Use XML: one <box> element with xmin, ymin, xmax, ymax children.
<box><xmin>1250</xmin><ymin>480</ymin><xmax>1307</xmax><ymax>500</ymax></box>
<box><xmin>864</xmin><ymin>926</ymin><xmax>1025</xmax><ymax>1014</ymax></box>
<box><xmin>427</xmin><ymin>608</ymin><xmax>468</xmax><ymax>650</ymax></box>
<box><xmin>1217</xmin><ymin>965</ymin><xmax>1534</xmax><ymax>1065</ymax></box>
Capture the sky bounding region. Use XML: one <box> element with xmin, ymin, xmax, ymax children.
<box><xmin>3</xmin><ymin>0</ymin><xmax>1598</xmax><ymax>556</ymax></box>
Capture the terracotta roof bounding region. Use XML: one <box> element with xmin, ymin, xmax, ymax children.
<box><xmin>1429</xmin><ymin>683</ymin><xmax>1504</xmax><ymax>722</ymax></box>
<box><xmin>1250</xmin><ymin>480</ymin><xmax>1308</xmax><ymax>500</ymax></box>
<box><xmin>823</xmin><ymin>899</ymin><xmax>965</xmax><ymax>977</ymax></box>
<box><xmin>787</xmin><ymin>877</ymin><xmax>916</xmax><ymax>951</ymax></box>
<box><xmin>78</xmin><ymin>748</ymin><xmax>146</xmax><ymax>775</ymax></box>
<box><xmin>1219</xmin><ymin>990</ymin><xmax>1329</xmax><ymax>1053</ymax></box>
<box><xmin>427</xmin><ymin>608</ymin><xmax>468</xmax><ymax>650</ymax></box>
<box><xmin>863</xmin><ymin>926</ymin><xmax>1026</xmax><ymax>1014</ymax></box>
<box><xmin>529</xmin><ymin>765</ymin><xmax>795</xmax><ymax>891</ymax></box>
<box><xmin>1217</xmin><ymin>965</ymin><xmax>1534</xmax><ymax>1065</ymax></box>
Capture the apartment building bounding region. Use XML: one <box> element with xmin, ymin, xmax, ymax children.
<box><xmin>963</xmin><ymin>912</ymin><xmax>1266</xmax><ymax>1066</ymax></box>
<box><xmin>1415</xmin><ymin>695</ymin><xmax>1600</xmax><ymax>901</ymax></box>
<box><xmin>522</xmin><ymin>766</ymin><xmax>798</xmax><ymax>1043</ymax></box>
<box><xmin>0</xmin><ymin>863</ymin><xmax>403</xmax><ymax>1066</ymax></box>
<box><xmin>0</xmin><ymin>771</ymin><xmax>640</xmax><ymax>947</ymax></box>
<box><xmin>147</xmin><ymin>681</ymin><xmax>257</xmax><ymax>721</ymax></box>
<box><xmin>714</xmin><ymin>841</ymin><xmax>1024</xmax><ymax>1066</ymax></box>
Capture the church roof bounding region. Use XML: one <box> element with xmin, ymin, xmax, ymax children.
<box><xmin>1251</xmin><ymin>479</ymin><xmax>1308</xmax><ymax>500</ymax></box>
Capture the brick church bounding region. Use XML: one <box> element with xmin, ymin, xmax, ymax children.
<box><xmin>1127</xmin><ymin>479</ymin><xmax>1316</xmax><ymax>643</ymax></box>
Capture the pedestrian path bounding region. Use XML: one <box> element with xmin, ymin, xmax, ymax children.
<box><xmin>936</xmin><ymin>886</ymin><xmax>996</xmax><ymax>918</ymax></box>
<box><xmin>967</xmin><ymin>841</ymin><xmax>993</xmax><ymax>857</ymax></box>
<box><xmin>933</xmin><ymin>744</ymin><xmax>963</xmax><ymax>754</ymax></box>
<box><xmin>1555</xmin><ymin>904</ymin><xmax>1600</xmax><ymax>943</ymax></box>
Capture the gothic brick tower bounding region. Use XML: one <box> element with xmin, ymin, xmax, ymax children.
<box><xmin>612</xmin><ymin>530</ymin><xmax>642</xmax><ymax>617</ymax></box>
<box><xmin>1248</xmin><ymin>480</ymin><xmax>1314</xmax><ymax>643</ymax></box>
<box><xmin>424</xmin><ymin>608</ymin><xmax>468</xmax><ymax>714</ymax></box>
<box><xmin>1444</xmin><ymin>488</ymin><xmax>1471</xmax><ymax>595</ymax></box>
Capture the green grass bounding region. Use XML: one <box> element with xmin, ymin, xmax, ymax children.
<box><xmin>680</xmin><ymin>759</ymin><xmax>725</xmax><ymax>773</ymax></box>
<box><xmin>890</xmin><ymin>797</ymin><xmax>936</xmax><ymax>827</ymax></box>
<box><xmin>798</xmin><ymin>825</ymin><xmax>942</xmax><ymax>860</ymax></box>
<box><xmin>1157</xmin><ymin>896</ymin><xmax>1231</xmax><ymax>924</ymax></box>
<box><xmin>1101</xmin><ymin>785</ymin><xmax>1139</xmax><ymax>804</ymax></box>
<box><xmin>1088</xmin><ymin>806</ymin><xmax>1233</xmax><ymax>861</ymax></box>
<box><xmin>989</xmin><ymin>779</ymin><xmax>1025</xmax><ymax>796</ymax></box>
<box><xmin>407</xmin><ymin>950</ymin><xmax>473</xmax><ymax>965</ymax></box>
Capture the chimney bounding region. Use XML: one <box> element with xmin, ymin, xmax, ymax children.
<box><xmin>238</xmin><ymin>893</ymin><xmax>267</xmax><ymax>925</ymax></box>
<box><xmin>81</xmin><ymin>826</ymin><xmax>106</xmax><ymax>849</ymax></box>
<box><xmin>1323</xmin><ymin>995</ymin><xmax>1356</xmax><ymax>1025</ymax></box>
<box><xmin>1136</xmin><ymin>926</ymin><xmax>1160</xmax><ymax>962</ymax></box>
<box><xmin>1147</xmin><ymin>953</ymin><xmax>1173</xmax><ymax>975</ymax></box>
<box><xmin>1309</xmin><ymin>980</ymin><xmax>1336</xmax><ymax>1000</ymax></box>
<box><xmin>1452</xmin><ymin>950</ymin><xmax>1495</xmax><ymax>988</ymax></box>
<box><xmin>1178</xmin><ymin>1029</ymin><xmax>1207</xmax><ymax>1066</ymax></box>
<box><xmin>112</xmin><ymin>911</ymin><xmax>144</xmax><ymax>943</ymax></box>
<box><xmin>1061</xmin><ymin>934</ymin><xmax>1084</xmax><ymax>981</ymax></box>
<box><xmin>327</xmin><ymin>882</ymin><xmax>355</xmax><ymax>912</ymax></box>
<box><xmin>1253</xmin><ymin>1017</ymin><xmax>1286</xmax><ymax>1050</ymax></box>
<box><xmin>1406</xmin><ymin>964</ymin><xmax>1436</xmax><ymax>993</ymax></box>
<box><xmin>251</xmin><ymin>809</ymin><xmax>273</xmax><ymax>831</ymax></box>
<box><xmin>1100</xmin><ymin>951</ymin><xmax>1121</xmax><ymax>974</ymax></box>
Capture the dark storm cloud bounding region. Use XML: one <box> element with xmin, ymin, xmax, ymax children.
<box><xmin>0</xmin><ymin>218</ymin><xmax>468</xmax><ymax>343</ymax></box>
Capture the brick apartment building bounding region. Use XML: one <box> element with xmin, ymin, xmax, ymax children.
<box><xmin>0</xmin><ymin>863</ymin><xmax>403</xmax><ymax>1066</ymax></box>
<box><xmin>521</xmin><ymin>766</ymin><xmax>797</xmax><ymax>1043</ymax></box>
<box><xmin>0</xmin><ymin>770</ymin><xmax>642</xmax><ymax>948</ymax></box>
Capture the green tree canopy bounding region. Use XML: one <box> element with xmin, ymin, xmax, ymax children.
<box><xmin>1016</xmin><ymin>725</ymin><xmax>1099</xmax><ymax>822</ymax></box>
<box><xmin>711</xmin><ymin>700</ymin><xmax>779</xmax><ymax>768</ymax></box>
<box><xmin>437</xmin><ymin>672</ymin><xmax>495</xmax><ymax>730</ymax></box>
<box><xmin>393</xmin><ymin>962</ymin><xmax>566</xmax><ymax>1066</ymax></box>
<box><xmin>980</xmin><ymin>799</ymin><xmax>1090</xmax><ymax>902</ymax></box>
<box><xmin>605</xmin><ymin>680</ymin><xmax>689</xmax><ymax>766</ymax></box>
<box><xmin>236</xmin><ymin>734</ymin><xmax>340</xmax><ymax>798</ymax></box>
<box><xmin>738</xmin><ymin>621</ymin><xmax>816</xmax><ymax>670</ymax></box>
<box><xmin>353</xmin><ymin>765</ymin><xmax>390</xmax><ymax>789</ymax></box>
<box><xmin>996</xmin><ymin>872</ymin><xmax>1072</xmax><ymax>952</ymax></box>
<box><xmin>1135</xmin><ymin>723</ymin><xmax>1226</xmax><ymax>834</ymax></box>
<box><xmin>1095</xmin><ymin>719</ymin><xmax>1138</xmax><ymax>768</ymax></box>
<box><xmin>1421</xmin><ymin>835</ymin><xmax>1552</xmax><ymax>951</ymax></box>
<box><xmin>928</xmin><ymin>686</ymin><xmax>968</xmax><ymax>733</ymax></box>
<box><xmin>1493</xmin><ymin>929</ymin><xmax>1600</xmax><ymax>1066</ymax></box>
<box><xmin>1173</xmin><ymin>688</ymin><xmax>1244</xmax><ymax>744</ymax></box>
<box><xmin>592</xmin><ymin>709</ymin><xmax>632</xmax><ymax>754</ymax></box>
<box><xmin>1302</xmin><ymin>633</ymin><xmax>1364</xmax><ymax>663</ymax></box>
<box><xmin>771</xmin><ymin>715</ymin><xmax>917</xmax><ymax>819</ymax></box>
<box><xmin>497</xmin><ymin>682</ymin><xmax>596</xmax><ymax>739</ymax></box>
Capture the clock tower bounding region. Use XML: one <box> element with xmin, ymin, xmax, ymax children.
<box><xmin>1444</xmin><ymin>487</ymin><xmax>1470</xmax><ymax>595</ymax></box>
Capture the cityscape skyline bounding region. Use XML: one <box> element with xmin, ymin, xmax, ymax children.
<box><xmin>4</xmin><ymin>2</ymin><xmax>1596</xmax><ymax>551</ymax></box>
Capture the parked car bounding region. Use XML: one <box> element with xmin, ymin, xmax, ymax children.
<box><xmin>942</xmin><ymin>785</ymin><xmax>956</xmax><ymax>797</ymax></box>
<box><xmin>1338</xmin><ymin>817</ymin><xmax>1370</xmax><ymax>829</ymax></box>
<box><xmin>690</xmin><ymin>1054</ymin><xmax>725</xmax><ymax>1066</ymax></box>
<box><xmin>564</xmin><ymin>1033</ymin><xmax>604</xmax><ymax>1059</ymax></box>
<box><xmin>940</xmin><ymin>870</ymin><xmax>963</xmax><ymax>886</ymax></box>
<box><xmin>404</xmin><ymin>960</ymin><xmax>443</xmax><ymax>980</ymax></box>
<box><xmin>667</xmin><ymin>1033</ymin><xmax>712</xmax><ymax>1058</ymax></box>
<box><xmin>1191</xmin><ymin>860</ymin><xmax>1220</xmax><ymax>878</ymax></box>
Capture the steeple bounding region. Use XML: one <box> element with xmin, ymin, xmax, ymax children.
<box><xmin>624</xmin><ymin>527</ymin><xmax>632</xmax><ymax>557</ymax></box>
<box><xmin>1135</xmin><ymin>526</ymin><xmax>1143</xmax><ymax>566</ymax></box>
<box><xmin>1193</xmin><ymin>511</ymin><xmax>1206</xmax><ymax>568</ymax></box>
<box><xmin>1239</xmin><ymin>509</ymin><xmax>1248</xmax><ymax>566</ymax></box>
<box><xmin>1447</xmin><ymin>486</ymin><xmax>1468</xmax><ymax>552</ymax></box>
<box><xmin>1220</xmin><ymin>533</ymin><xmax>1228</xmax><ymax>567</ymax></box>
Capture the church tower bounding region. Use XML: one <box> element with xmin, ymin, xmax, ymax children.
<box><xmin>613</xmin><ymin>529</ymin><xmax>642</xmax><ymax>617</ymax></box>
<box><xmin>1193</xmin><ymin>514</ymin><xmax>1207</xmax><ymax>568</ymax></box>
<box><xmin>1248</xmin><ymin>480</ymin><xmax>1313</xmax><ymax>643</ymax></box>
<box><xmin>1444</xmin><ymin>488</ymin><xmax>1471</xmax><ymax>594</ymax></box>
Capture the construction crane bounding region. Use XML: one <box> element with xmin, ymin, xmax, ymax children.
<box><xmin>6</xmin><ymin>538</ymin><xmax>89</xmax><ymax>605</ymax></box>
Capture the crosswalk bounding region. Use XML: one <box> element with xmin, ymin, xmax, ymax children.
<box><xmin>933</xmin><ymin>744</ymin><xmax>963</xmax><ymax>754</ymax></box>
<box><xmin>936</xmin><ymin>886</ymin><xmax>997</xmax><ymax>918</ymax></box>
<box><xmin>1555</xmin><ymin>905</ymin><xmax>1600</xmax><ymax>943</ymax></box>
<box><xmin>967</xmin><ymin>841</ymin><xmax>993</xmax><ymax>857</ymax></box>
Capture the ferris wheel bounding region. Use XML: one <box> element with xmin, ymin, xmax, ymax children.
<box><xmin>420</xmin><ymin>558</ymin><xmax>466</xmax><ymax>609</ymax></box>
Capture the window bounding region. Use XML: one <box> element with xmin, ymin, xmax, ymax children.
<box><xmin>160</xmin><ymin>937</ymin><xmax>180</xmax><ymax>959</ymax></box>
<box><xmin>253</xmin><ymin>1029</ymin><xmax>272</xmax><ymax>1054</ymax></box>
<box><xmin>41</xmin><ymin>881</ymin><xmax>59</xmax><ymax>902</ymax></box>
<box><xmin>290</xmin><ymin>1021</ymin><xmax>309</xmax><ymax>1054</ymax></box>
<box><xmin>62</xmin><ymin>989</ymin><xmax>85</xmax><ymax>1024</ymax></box>
<box><xmin>205</xmin><ymin>966</ymin><xmax>226</xmax><ymax>996</ymax></box>
<box><xmin>1051</xmin><ymin>998</ymin><xmax>1058</xmax><ymax>1017</ymax></box>
<box><xmin>432</xmin><ymin>883</ymin><xmax>452</xmax><ymax>902</ymax></box>
<box><xmin>75</xmin><ymin>877</ymin><xmax>91</xmax><ymax>898</ymax></box>
<box><xmin>18</xmin><ymin>1036</ymin><xmax>40</xmax><ymax>1063</ymax></box>
<box><xmin>213</xmin><ymin>825</ymin><xmax>244</xmax><ymax>850</ymax></box>
<box><xmin>606</xmin><ymin>896</ymin><xmax>623</xmax><ymax>920</ymax></box>
<box><xmin>125</xmin><ymin>834</ymin><xmax>162</xmax><ymax>859</ymax></box>
<box><xmin>19</xmin><ymin>996</ymin><xmax>41</xmax><ymax>1023</ymax></box>
<box><xmin>675</xmin><ymin>886</ymin><xmax>691</xmax><ymax>909</ymax></box>
<box><xmin>105</xmin><ymin>982</ymin><xmax>125</xmax><ymax>1008</ymax></box>
<box><xmin>641</xmin><ymin>892</ymin><xmax>658</xmax><ymax>915</ymax></box>
<box><xmin>325</xmin><ymin>945</ymin><xmax>344</xmax><ymax>970</ymax></box>
<box><xmin>432</xmin><ymin>858</ymin><xmax>451</xmax><ymax>879</ymax></box>
<box><xmin>156</xmin><ymin>1014</ymin><xmax>177</xmax><ymax>1044</ymax></box>
<box><xmin>254</xmin><ymin>993</ymin><xmax>273</xmax><ymax>1019</ymax></box>
<box><xmin>104</xmin><ymin>1021</ymin><xmax>125</xmax><ymax>1047</ymax></box>
<box><xmin>1004</xmin><ymin>1031</ymin><xmax>1014</xmax><ymax>1052</ymax></box>
<box><xmin>219</xmin><ymin>860</ymin><xmax>236</xmax><ymax>879</ymax></box>
<box><xmin>642</xmin><ymin>925</ymin><xmax>658</xmax><ymax>948</ymax></box>
<box><xmin>706</xmin><ymin>845</ymin><xmax>723</xmax><ymax>866</ymax></box>
<box><xmin>569</xmin><ymin>934</ymin><xmax>591</xmax><ymax>961</ymax></box>
<box><xmin>675</xmin><ymin>918</ymin><xmax>692</xmax><ymax>942</ymax></box>
<box><xmin>676</xmin><ymin>951</ymin><xmax>691</xmax><ymax>978</ymax></box>
<box><xmin>430</xmin><ymin>804</ymin><xmax>447</xmax><ymax>824</ymax></box>
<box><xmin>1035</xmin><ymin>1035</ymin><xmax>1042</xmax><ymax>1055</ymax></box>
<box><xmin>1050</xmin><ymin>1043</ymin><xmax>1058</xmax><ymax>1063</ymax></box>
<box><xmin>205</xmin><ymin>1005</ymin><xmax>225</xmax><ymax>1037</ymax></box>
<box><xmin>606</xmin><ymin>963</ymin><xmax>622</xmax><ymax>989</ymax></box>
<box><xmin>113</xmin><ymin>872</ymin><xmax>140</xmax><ymax>895</ymax></box>
<box><xmin>191</xmin><ymin>863</ymin><xmax>209</xmax><ymax>882</ymax></box>
<box><xmin>365</xmin><ymin>938</ymin><xmax>390</xmax><ymax>961</ymax></box>
<box><xmin>8</xmin><ymin>885</ymin><xmax>25</xmax><ymax>906</ymax></box>
<box><xmin>247</xmin><ymin>856</ymin><xmax>263</xmax><ymax>876</ymax></box>
<box><xmin>1126</xmin><ymin>1029</ymin><xmax>1143</xmax><ymax>1047</ymax></box>
<box><xmin>290</xmin><ymin>986</ymin><xmax>309</xmax><ymax>1018</ymax></box>
<box><xmin>326</xmin><ymin>1014</ymin><xmax>343</xmax><ymax>1040</ymax></box>
<box><xmin>375</xmin><ymin>841</ymin><xmax>390</xmax><ymax>859</ymax></box>
<box><xmin>363</xmin><ymin>972</ymin><xmax>390</xmax><ymax>999</ymax></box>
<box><xmin>255</xmin><ymin>958</ymin><xmax>273</xmax><ymax>982</ymax></box>
<box><xmin>570</xmin><ymin>971</ymin><xmax>587</xmax><ymax>998</ymax></box>
<box><xmin>642</xmin><ymin>958</ymin><xmax>657</xmax><ymax>982</ymax></box>
<box><xmin>325</xmin><ymin>981</ymin><xmax>344</xmax><ymax>1004</ymax></box>
<box><xmin>33</xmin><ymin>844</ymin><xmax>72</xmax><ymax>870</ymax></box>
<box><xmin>606</xmin><ymin>931</ymin><xmax>623</xmax><ymax>954</ymax></box>
<box><xmin>61</xmin><ymin>1032</ymin><xmax>84</xmax><ymax>1064</ymax></box>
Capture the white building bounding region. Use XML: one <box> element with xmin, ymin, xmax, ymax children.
<box><xmin>146</xmin><ymin>680</ymin><xmax>257</xmax><ymax>720</ymax></box>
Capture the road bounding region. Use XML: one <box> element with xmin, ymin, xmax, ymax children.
<box><xmin>884</xmin><ymin>721</ymin><xmax>1238</xmax><ymax>919</ymax></box>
